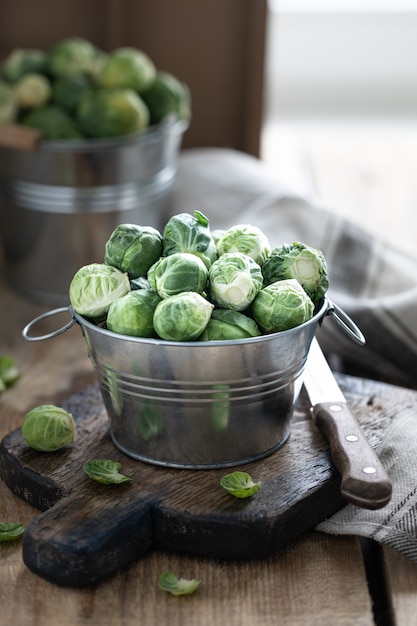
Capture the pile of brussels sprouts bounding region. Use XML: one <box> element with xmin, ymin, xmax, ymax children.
<box><xmin>0</xmin><ymin>37</ymin><xmax>190</xmax><ymax>140</ymax></box>
<box><xmin>69</xmin><ymin>211</ymin><xmax>329</xmax><ymax>342</ymax></box>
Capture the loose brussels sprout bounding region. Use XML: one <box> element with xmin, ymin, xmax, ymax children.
<box><xmin>216</xmin><ymin>223</ymin><xmax>271</xmax><ymax>266</ymax></box>
<box><xmin>0</xmin><ymin>81</ymin><xmax>16</xmax><ymax>123</ymax></box>
<box><xmin>162</xmin><ymin>211</ymin><xmax>218</xmax><ymax>270</ymax></box>
<box><xmin>2</xmin><ymin>48</ymin><xmax>47</xmax><ymax>83</ymax></box>
<box><xmin>141</xmin><ymin>71</ymin><xmax>191</xmax><ymax>124</ymax></box>
<box><xmin>252</xmin><ymin>278</ymin><xmax>314</xmax><ymax>333</ymax></box>
<box><xmin>47</xmin><ymin>37</ymin><xmax>99</xmax><ymax>78</ymax></box>
<box><xmin>77</xmin><ymin>88</ymin><xmax>149</xmax><ymax>138</ymax></box>
<box><xmin>106</xmin><ymin>289</ymin><xmax>161</xmax><ymax>337</ymax></box>
<box><xmin>220</xmin><ymin>471</ymin><xmax>261</xmax><ymax>498</ymax></box>
<box><xmin>22</xmin><ymin>105</ymin><xmax>82</xmax><ymax>140</ymax></box>
<box><xmin>153</xmin><ymin>292</ymin><xmax>214</xmax><ymax>341</ymax></box>
<box><xmin>21</xmin><ymin>405</ymin><xmax>75</xmax><ymax>452</ymax></box>
<box><xmin>262</xmin><ymin>241</ymin><xmax>329</xmax><ymax>304</ymax></box>
<box><xmin>98</xmin><ymin>47</ymin><xmax>156</xmax><ymax>93</ymax></box>
<box><xmin>198</xmin><ymin>309</ymin><xmax>261</xmax><ymax>341</ymax></box>
<box><xmin>52</xmin><ymin>73</ymin><xmax>93</xmax><ymax>113</ymax></box>
<box><xmin>147</xmin><ymin>252</ymin><xmax>208</xmax><ymax>299</ymax></box>
<box><xmin>208</xmin><ymin>252</ymin><xmax>263</xmax><ymax>311</ymax></box>
<box><xmin>104</xmin><ymin>223</ymin><xmax>162</xmax><ymax>279</ymax></box>
<box><xmin>13</xmin><ymin>73</ymin><xmax>51</xmax><ymax>109</ymax></box>
<box><xmin>69</xmin><ymin>263</ymin><xmax>130</xmax><ymax>318</ymax></box>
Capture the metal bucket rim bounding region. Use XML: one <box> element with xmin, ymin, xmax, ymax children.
<box><xmin>24</xmin><ymin>118</ymin><xmax>188</xmax><ymax>154</ymax></box>
<box><xmin>72</xmin><ymin>297</ymin><xmax>330</xmax><ymax>348</ymax></box>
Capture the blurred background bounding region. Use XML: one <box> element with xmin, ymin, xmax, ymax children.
<box><xmin>1</xmin><ymin>0</ymin><xmax>416</xmax><ymax>253</ymax></box>
<box><xmin>262</xmin><ymin>0</ymin><xmax>417</xmax><ymax>256</ymax></box>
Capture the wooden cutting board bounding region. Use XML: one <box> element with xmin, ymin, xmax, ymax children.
<box><xmin>0</xmin><ymin>378</ymin><xmax>392</xmax><ymax>588</ymax></box>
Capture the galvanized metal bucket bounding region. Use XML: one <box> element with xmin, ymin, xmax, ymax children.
<box><xmin>22</xmin><ymin>298</ymin><xmax>364</xmax><ymax>469</ymax></box>
<box><xmin>0</xmin><ymin>119</ymin><xmax>187</xmax><ymax>306</ymax></box>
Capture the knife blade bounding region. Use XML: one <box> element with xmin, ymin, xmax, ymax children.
<box><xmin>303</xmin><ymin>338</ymin><xmax>392</xmax><ymax>510</ymax></box>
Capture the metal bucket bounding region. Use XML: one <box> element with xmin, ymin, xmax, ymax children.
<box><xmin>22</xmin><ymin>298</ymin><xmax>364</xmax><ymax>469</ymax></box>
<box><xmin>0</xmin><ymin>119</ymin><xmax>187</xmax><ymax>306</ymax></box>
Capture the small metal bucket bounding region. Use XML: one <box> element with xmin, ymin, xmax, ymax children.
<box><xmin>22</xmin><ymin>298</ymin><xmax>364</xmax><ymax>469</ymax></box>
<box><xmin>0</xmin><ymin>119</ymin><xmax>187</xmax><ymax>306</ymax></box>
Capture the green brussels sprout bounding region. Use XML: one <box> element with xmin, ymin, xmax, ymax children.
<box><xmin>2</xmin><ymin>48</ymin><xmax>47</xmax><ymax>83</ymax></box>
<box><xmin>208</xmin><ymin>252</ymin><xmax>263</xmax><ymax>311</ymax></box>
<box><xmin>104</xmin><ymin>223</ymin><xmax>162</xmax><ymax>279</ymax></box>
<box><xmin>216</xmin><ymin>224</ymin><xmax>271</xmax><ymax>266</ymax></box>
<box><xmin>147</xmin><ymin>252</ymin><xmax>208</xmax><ymax>299</ymax></box>
<box><xmin>52</xmin><ymin>73</ymin><xmax>93</xmax><ymax>113</ymax></box>
<box><xmin>22</xmin><ymin>105</ymin><xmax>83</xmax><ymax>140</ymax></box>
<box><xmin>13</xmin><ymin>73</ymin><xmax>51</xmax><ymax>109</ymax></box>
<box><xmin>0</xmin><ymin>81</ymin><xmax>16</xmax><ymax>123</ymax></box>
<box><xmin>162</xmin><ymin>211</ymin><xmax>218</xmax><ymax>270</ymax></box>
<box><xmin>130</xmin><ymin>276</ymin><xmax>152</xmax><ymax>291</ymax></box>
<box><xmin>69</xmin><ymin>263</ymin><xmax>130</xmax><ymax>318</ymax></box>
<box><xmin>252</xmin><ymin>278</ymin><xmax>314</xmax><ymax>333</ymax></box>
<box><xmin>77</xmin><ymin>88</ymin><xmax>149</xmax><ymax>138</ymax></box>
<box><xmin>47</xmin><ymin>37</ymin><xmax>99</xmax><ymax>78</ymax></box>
<box><xmin>21</xmin><ymin>404</ymin><xmax>75</xmax><ymax>452</ymax></box>
<box><xmin>153</xmin><ymin>292</ymin><xmax>214</xmax><ymax>341</ymax></box>
<box><xmin>98</xmin><ymin>47</ymin><xmax>156</xmax><ymax>93</ymax></box>
<box><xmin>262</xmin><ymin>241</ymin><xmax>329</xmax><ymax>304</ymax></box>
<box><xmin>211</xmin><ymin>229</ymin><xmax>226</xmax><ymax>249</ymax></box>
<box><xmin>198</xmin><ymin>309</ymin><xmax>261</xmax><ymax>341</ymax></box>
<box><xmin>141</xmin><ymin>71</ymin><xmax>191</xmax><ymax>124</ymax></box>
<box><xmin>106</xmin><ymin>289</ymin><xmax>161</xmax><ymax>337</ymax></box>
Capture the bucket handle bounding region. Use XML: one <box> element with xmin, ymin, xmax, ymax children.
<box><xmin>22</xmin><ymin>306</ymin><xmax>76</xmax><ymax>342</ymax></box>
<box><xmin>325</xmin><ymin>300</ymin><xmax>366</xmax><ymax>346</ymax></box>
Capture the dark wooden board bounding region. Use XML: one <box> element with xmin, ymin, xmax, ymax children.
<box><xmin>0</xmin><ymin>377</ymin><xmax>395</xmax><ymax>588</ymax></box>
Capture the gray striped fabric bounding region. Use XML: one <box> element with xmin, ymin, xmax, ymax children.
<box><xmin>171</xmin><ymin>147</ymin><xmax>417</xmax><ymax>563</ymax></box>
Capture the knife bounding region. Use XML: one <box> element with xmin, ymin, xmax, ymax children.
<box><xmin>303</xmin><ymin>338</ymin><xmax>392</xmax><ymax>510</ymax></box>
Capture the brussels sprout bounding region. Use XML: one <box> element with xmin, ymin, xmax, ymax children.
<box><xmin>153</xmin><ymin>292</ymin><xmax>214</xmax><ymax>341</ymax></box>
<box><xmin>77</xmin><ymin>88</ymin><xmax>149</xmax><ymax>138</ymax></box>
<box><xmin>52</xmin><ymin>73</ymin><xmax>93</xmax><ymax>113</ymax></box>
<box><xmin>13</xmin><ymin>73</ymin><xmax>51</xmax><ymax>109</ymax></box>
<box><xmin>208</xmin><ymin>252</ymin><xmax>263</xmax><ymax>311</ymax></box>
<box><xmin>141</xmin><ymin>71</ymin><xmax>191</xmax><ymax>124</ymax></box>
<box><xmin>22</xmin><ymin>105</ymin><xmax>83</xmax><ymax>140</ymax></box>
<box><xmin>106</xmin><ymin>289</ymin><xmax>161</xmax><ymax>337</ymax></box>
<box><xmin>0</xmin><ymin>81</ymin><xmax>16</xmax><ymax>123</ymax></box>
<box><xmin>21</xmin><ymin>405</ymin><xmax>75</xmax><ymax>452</ymax></box>
<box><xmin>216</xmin><ymin>224</ymin><xmax>271</xmax><ymax>266</ymax></box>
<box><xmin>211</xmin><ymin>229</ymin><xmax>226</xmax><ymax>249</ymax></box>
<box><xmin>147</xmin><ymin>252</ymin><xmax>208</xmax><ymax>299</ymax></box>
<box><xmin>252</xmin><ymin>278</ymin><xmax>314</xmax><ymax>333</ymax></box>
<box><xmin>104</xmin><ymin>223</ymin><xmax>162</xmax><ymax>279</ymax></box>
<box><xmin>130</xmin><ymin>276</ymin><xmax>152</xmax><ymax>291</ymax></box>
<box><xmin>162</xmin><ymin>211</ymin><xmax>218</xmax><ymax>269</ymax></box>
<box><xmin>47</xmin><ymin>37</ymin><xmax>99</xmax><ymax>78</ymax></box>
<box><xmin>98</xmin><ymin>47</ymin><xmax>156</xmax><ymax>93</ymax></box>
<box><xmin>2</xmin><ymin>48</ymin><xmax>47</xmax><ymax>83</ymax></box>
<box><xmin>262</xmin><ymin>241</ymin><xmax>329</xmax><ymax>303</ymax></box>
<box><xmin>198</xmin><ymin>309</ymin><xmax>260</xmax><ymax>341</ymax></box>
<box><xmin>69</xmin><ymin>263</ymin><xmax>130</xmax><ymax>318</ymax></box>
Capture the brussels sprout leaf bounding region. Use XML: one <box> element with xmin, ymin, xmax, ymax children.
<box><xmin>83</xmin><ymin>459</ymin><xmax>132</xmax><ymax>484</ymax></box>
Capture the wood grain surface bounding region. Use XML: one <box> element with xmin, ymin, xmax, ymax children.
<box><xmin>1</xmin><ymin>274</ymin><xmax>416</xmax><ymax>624</ymax></box>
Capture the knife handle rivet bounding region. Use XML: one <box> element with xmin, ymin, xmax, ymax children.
<box><xmin>329</xmin><ymin>404</ymin><xmax>342</xmax><ymax>412</ymax></box>
<box><xmin>363</xmin><ymin>466</ymin><xmax>377</xmax><ymax>474</ymax></box>
<box><xmin>346</xmin><ymin>434</ymin><xmax>359</xmax><ymax>442</ymax></box>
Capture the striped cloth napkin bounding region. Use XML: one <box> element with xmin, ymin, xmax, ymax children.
<box><xmin>171</xmin><ymin>147</ymin><xmax>417</xmax><ymax>563</ymax></box>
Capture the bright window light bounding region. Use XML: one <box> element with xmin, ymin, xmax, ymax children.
<box><xmin>270</xmin><ymin>0</ymin><xmax>417</xmax><ymax>12</ymax></box>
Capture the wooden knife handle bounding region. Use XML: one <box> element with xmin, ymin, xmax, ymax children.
<box><xmin>312</xmin><ymin>402</ymin><xmax>392</xmax><ymax>510</ymax></box>
<box><xmin>0</xmin><ymin>123</ymin><xmax>42</xmax><ymax>151</ymax></box>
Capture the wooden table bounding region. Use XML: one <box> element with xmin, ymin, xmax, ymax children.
<box><xmin>1</xmin><ymin>274</ymin><xmax>416</xmax><ymax>626</ymax></box>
